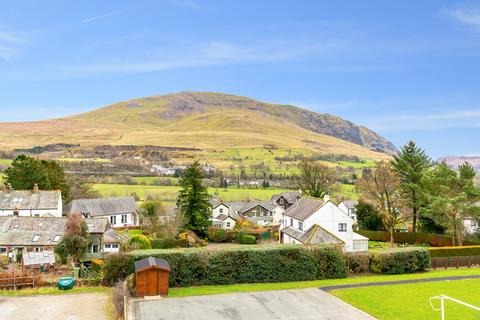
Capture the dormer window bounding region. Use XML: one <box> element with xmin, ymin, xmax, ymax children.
<box><xmin>53</xmin><ymin>235</ymin><xmax>61</xmax><ymax>242</ymax></box>
<box><xmin>32</xmin><ymin>235</ymin><xmax>40</xmax><ymax>242</ymax></box>
<box><xmin>279</xmin><ymin>198</ymin><xmax>285</xmax><ymax>205</ymax></box>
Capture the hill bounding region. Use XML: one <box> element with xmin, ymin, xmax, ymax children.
<box><xmin>0</xmin><ymin>92</ymin><xmax>394</xmax><ymax>160</ymax></box>
<box><xmin>439</xmin><ymin>156</ymin><xmax>480</xmax><ymax>171</ymax></box>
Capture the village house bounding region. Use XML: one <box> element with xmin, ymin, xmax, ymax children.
<box><xmin>338</xmin><ymin>199</ymin><xmax>359</xmax><ymax>222</ymax></box>
<box><xmin>65</xmin><ymin>197</ymin><xmax>139</xmax><ymax>228</ymax></box>
<box><xmin>0</xmin><ymin>216</ymin><xmax>121</xmax><ymax>262</ymax></box>
<box><xmin>0</xmin><ymin>184</ymin><xmax>62</xmax><ymax>218</ymax></box>
<box><xmin>463</xmin><ymin>216</ymin><xmax>479</xmax><ymax>235</ymax></box>
<box><xmin>272</xmin><ymin>191</ymin><xmax>301</xmax><ymax>209</ymax></box>
<box><xmin>211</xmin><ymin>200</ymin><xmax>284</xmax><ymax>228</ymax></box>
<box><xmin>279</xmin><ymin>196</ymin><xmax>368</xmax><ymax>252</ymax></box>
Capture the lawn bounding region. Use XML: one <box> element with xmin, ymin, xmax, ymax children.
<box><xmin>332</xmin><ymin>278</ymin><xmax>480</xmax><ymax>319</ymax></box>
<box><xmin>168</xmin><ymin>268</ymin><xmax>480</xmax><ymax>298</ymax></box>
<box><xmin>0</xmin><ymin>286</ymin><xmax>110</xmax><ymax>297</ymax></box>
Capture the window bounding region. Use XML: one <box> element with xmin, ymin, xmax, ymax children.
<box><xmin>279</xmin><ymin>198</ymin><xmax>285</xmax><ymax>205</ymax></box>
<box><xmin>112</xmin><ymin>244</ymin><xmax>119</xmax><ymax>249</ymax></box>
<box><xmin>0</xmin><ymin>247</ymin><xmax>6</xmax><ymax>254</ymax></box>
<box><xmin>110</xmin><ymin>215</ymin><xmax>117</xmax><ymax>225</ymax></box>
<box><xmin>13</xmin><ymin>210</ymin><xmax>19</xmax><ymax>217</ymax></box>
<box><xmin>219</xmin><ymin>208</ymin><xmax>224</xmax><ymax>213</ymax></box>
<box><xmin>121</xmin><ymin>214</ymin><xmax>127</xmax><ymax>224</ymax></box>
<box><xmin>53</xmin><ymin>235</ymin><xmax>61</xmax><ymax>242</ymax></box>
<box><xmin>92</xmin><ymin>245</ymin><xmax>99</xmax><ymax>253</ymax></box>
<box><xmin>105</xmin><ymin>244</ymin><xmax>111</xmax><ymax>249</ymax></box>
<box><xmin>35</xmin><ymin>247</ymin><xmax>43</xmax><ymax>252</ymax></box>
<box><xmin>298</xmin><ymin>221</ymin><xmax>303</xmax><ymax>231</ymax></box>
<box><xmin>290</xmin><ymin>218</ymin><xmax>293</xmax><ymax>227</ymax></box>
<box><xmin>226</xmin><ymin>222</ymin><xmax>231</xmax><ymax>228</ymax></box>
<box><xmin>339</xmin><ymin>223</ymin><xmax>347</xmax><ymax>232</ymax></box>
<box><xmin>32</xmin><ymin>235</ymin><xmax>40</xmax><ymax>242</ymax></box>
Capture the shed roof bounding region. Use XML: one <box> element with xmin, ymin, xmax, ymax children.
<box><xmin>66</xmin><ymin>197</ymin><xmax>137</xmax><ymax>217</ymax></box>
<box><xmin>135</xmin><ymin>257</ymin><xmax>171</xmax><ymax>272</ymax></box>
<box><xmin>0</xmin><ymin>190</ymin><xmax>61</xmax><ymax>210</ymax></box>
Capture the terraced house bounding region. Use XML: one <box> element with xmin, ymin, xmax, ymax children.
<box><xmin>280</xmin><ymin>196</ymin><xmax>368</xmax><ymax>252</ymax></box>
<box><xmin>0</xmin><ymin>184</ymin><xmax>62</xmax><ymax>218</ymax></box>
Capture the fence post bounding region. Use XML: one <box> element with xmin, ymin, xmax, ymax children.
<box><xmin>441</xmin><ymin>296</ymin><xmax>445</xmax><ymax>320</ymax></box>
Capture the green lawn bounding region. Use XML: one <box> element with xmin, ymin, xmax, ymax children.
<box><xmin>168</xmin><ymin>268</ymin><xmax>480</xmax><ymax>298</ymax></box>
<box><xmin>332</xmin><ymin>278</ymin><xmax>480</xmax><ymax>319</ymax></box>
<box><xmin>0</xmin><ymin>286</ymin><xmax>110</xmax><ymax>297</ymax></box>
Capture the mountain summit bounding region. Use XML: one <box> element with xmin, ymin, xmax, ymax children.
<box><xmin>0</xmin><ymin>92</ymin><xmax>395</xmax><ymax>157</ymax></box>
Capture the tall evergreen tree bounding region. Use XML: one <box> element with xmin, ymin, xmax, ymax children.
<box><xmin>392</xmin><ymin>141</ymin><xmax>432</xmax><ymax>232</ymax></box>
<box><xmin>177</xmin><ymin>161</ymin><xmax>211</xmax><ymax>235</ymax></box>
<box><xmin>421</xmin><ymin>162</ymin><xmax>480</xmax><ymax>246</ymax></box>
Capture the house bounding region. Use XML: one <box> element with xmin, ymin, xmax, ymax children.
<box><xmin>65</xmin><ymin>197</ymin><xmax>139</xmax><ymax>228</ymax></box>
<box><xmin>0</xmin><ymin>184</ymin><xmax>62</xmax><ymax>218</ymax></box>
<box><xmin>338</xmin><ymin>200</ymin><xmax>359</xmax><ymax>222</ymax></box>
<box><xmin>0</xmin><ymin>216</ymin><xmax>121</xmax><ymax>262</ymax></box>
<box><xmin>279</xmin><ymin>196</ymin><xmax>368</xmax><ymax>252</ymax></box>
<box><xmin>272</xmin><ymin>191</ymin><xmax>301</xmax><ymax>209</ymax></box>
<box><xmin>464</xmin><ymin>216</ymin><xmax>479</xmax><ymax>234</ymax></box>
<box><xmin>211</xmin><ymin>200</ymin><xmax>284</xmax><ymax>228</ymax></box>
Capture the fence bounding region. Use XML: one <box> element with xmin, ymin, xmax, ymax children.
<box><xmin>430</xmin><ymin>295</ymin><xmax>480</xmax><ymax>320</ymax></box>
<box><xmin>0</xmin><ymin>275</ymin><xmax>37</xmax><ymax>290</ymax></box>
<box><xmin>431</xmin><ymin>256</ymin><xmax>480</xmax><ymax>270</ymax></box>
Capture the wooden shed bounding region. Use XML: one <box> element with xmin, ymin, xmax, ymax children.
<box><xmin>135</xmin><ymin>257</ymin><xmax>171</xmax><ymax>297</ymax></box>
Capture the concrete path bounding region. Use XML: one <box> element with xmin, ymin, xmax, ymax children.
<box><xmin>319</xmin><ymin>274</ymin><xmax>480</xmax><ymax>291</ymax></box>
<box><xmin>0</xmin><ymin>292</ymin><xmax>108</xmax><ymax>320</ymax></box>
<box><xmin>133</xmin><ymin>288</ymin><xmax>375</xmax><ymax>320</ymax></box>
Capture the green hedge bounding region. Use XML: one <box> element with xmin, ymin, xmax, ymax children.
<box><xmin>346</xmin><ymin>248</ymin><xmax>431</xmax><ymax>274</ymax></box>
<box><xmin>150</xmin><ymin>238</ymin><xmax>178</xmax><ymax>249</ymax></box>
<box><xmin>118</xmin><ymin>245</ymin><xmax>347</xmax><ymax>287</ymax></box>
<box><xmin>429</xmin><ymin>246</ymin><xmax>480</xmax><ymax>258</ymax></box>
<box><xmin>358</xmin><ymin>230</ymin><xmax>480</xmax><ymax>247</ymax></box>
<box><xmin>239</xmin><ymin>234</ymin><xmax>256</xmax><ymax>244</ymax></box>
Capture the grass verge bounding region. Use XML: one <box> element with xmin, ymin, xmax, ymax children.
<box><xmin>168</xmin><ymin>268</ymin><xmax>480</xmax><ymax>297</ymax></box>
<box><xmin>0</xmin><ymin>286</ymin><xmax>110</xmax><ymax>297</ymax></box>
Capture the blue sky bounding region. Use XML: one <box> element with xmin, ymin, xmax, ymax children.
<box><xmin>1</xmin><ymin>1</ymin><xmax>480</xmax><ymax>158</ymax></box>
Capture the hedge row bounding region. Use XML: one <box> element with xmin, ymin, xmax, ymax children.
<box><xmin>358</xmin><ymin>230</ymin><xmax>480</xmax><ymax>247</ymax></box>
<box><xmin>346</xmin><ymin>248</ymin><xmax>431</xmax><ymax>275</ymax></box>
<box><xmin>103</xmin><ymin>245</ymin><xmax>347</xmax><ymax>287</ymax></box>
<box><xmin>207</xmin><ymin>228</ymin><xmax>271</xmax><ymax>243</ymax></box>
<box><xmin>429</xmin><ymin>246</ymin><xmax>480</xmax><ymax>258</ymax></box>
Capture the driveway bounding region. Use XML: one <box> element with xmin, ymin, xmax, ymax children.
<box><xmin>133</xmin><ymin>288</ymin><xmax>375</xmax><ymax>320</ymax></box>
<box><xmin>0</xmin><ymin>292</ymin><xmax>108</xmax><ymax>320</ymax></box>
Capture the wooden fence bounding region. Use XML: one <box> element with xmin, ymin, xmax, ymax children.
<box><xmin>431</xmin><ymin>256</ymin><xmax>480</xmax><ymax>270</ymax></box>
<box><xmin>0</xmin><ymin>275</ymin><xmax>37</xmax><ymax>290</ymax></box>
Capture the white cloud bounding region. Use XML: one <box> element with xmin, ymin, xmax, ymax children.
<box><xmin>82</xmin><ymin>10</ymin><xmax>124</xmax><ymax>23</ymax></box>
<box><xmin>0</xmin><ymin>31</ymin><xmax>25</xmax><ymax>61</ymax></box>
<box><xmin>445</xmin><ymin>5</ymin><xmax>480</xmax><ymax>29</ymax></box>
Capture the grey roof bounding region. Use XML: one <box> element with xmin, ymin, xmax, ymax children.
<box><xmin>0</xmin><ymin>216</ymin><xmax>110</xmax><ymax>246</ymax></box>
<box><xmin>272</xmin><ymin>191</ymin><xmax>301</xmax><ymax>204</ymax></box>
<box><xmin>283</xmin><ymin>197</ymin><xmax>325</xmax><ymax>221</ymax></box>
<box><xmin>237</xmin><ymin>201</ymin><xmax>276</xmax><ymax>214</ymax></box>
<box><xmin>66</xmin><ymin>197</ymin><xmax>137</xmax><ymax>217</ymax></box>
<box><xmin>135</xmin><ymin>257</ymin><xmax>171</xmax><ymax>272</ymax></box>
<box><xmin>341</xmin><ymin>200</ymin><xmax>358</xmax><ymax>210</ymax></box>
<box><xmin>23</xmin><ymin>251</ymin><xmax>55</xmax><ymax>266</ymax></box>
<box><xmin>103</xmin><ymin>228</ymin><xmax>124</xmax><ymax>243</ymax></box>
<box><xmin>0</xmin><ymin>190</ymin><xmax>61</xmax><ymax>210</ymax></box>
<box><xmin>281</xmin><ymin>224</ymin><xmax>343</xmax><ymax>244</ymax></box>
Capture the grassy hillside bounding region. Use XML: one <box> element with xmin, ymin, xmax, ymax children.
<box><xmin>0</xmin><ymin>92</ymin><xmax>393</xmax><ymax>161</ymax></box>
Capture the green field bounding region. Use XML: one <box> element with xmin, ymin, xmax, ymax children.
<box><xmin>332</xmin><ymin>278</ymin><xmax>480</xmax><ymax>320</ymax></box>
<box><xmin>0</xmin><ymin>159</ymin><xmax>12</xmax><ymax>166</ymax></box>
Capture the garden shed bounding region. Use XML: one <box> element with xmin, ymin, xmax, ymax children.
<box><xmin>135</xmin><ymin>257</ymin><xmax>171</xmax><ymax>297</ymax></box>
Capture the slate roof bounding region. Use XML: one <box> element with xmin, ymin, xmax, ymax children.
<box><xmin>0</xmin><ymin>216</ymin><xmax>111</xmax><ymax>246</ymax></box>
<box><xmin>0</xmin><ymin>190</ymin><xmax>61</xmax><ymax>210</ymax></box>
<box><xmin>281</xmin><ymin>224</ymin><xmax>344</xmax><ymax>244</ymax></box>
<box><xmin>66</xmin><ymin>197</ymin><xmax>137</xmax><ymax>217</ymax></box>
<box><xmin>341</xmin><ymin>200</ymin><xmax>358</xmax><ymax>210</ymax></box>
<box><xmin>237</xmin><ymin>201</ymin><xmax>277</xmax><ymax>214</ymax></box>
<box><xmin>272</xmin><ymin>191</ymin><xmax>301</xmax><ymax>204</ymax></box>
<box><xmin>135</xmin><ymin>257</ymin><xmax>171</xmax><ymax>272</ymax></box>
<box><xmin>282</xmin><ymin>197</ymin><xmax>325</xmax><ymax>221</ymax></box>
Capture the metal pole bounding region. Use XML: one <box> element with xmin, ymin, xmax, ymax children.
<box><xmin>441</xmin><ymin>296</ymin><xmax>445</xmax><ymax>320</ymax></box>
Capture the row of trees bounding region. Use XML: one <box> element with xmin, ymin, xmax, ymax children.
<box><xmin>357</xmin><ymin>141</ymin><xmax>480</xmax><ymax>246</ymax></box>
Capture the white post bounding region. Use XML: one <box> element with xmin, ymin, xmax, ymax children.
<box><xmin>441</xmin><ymin>296</ymin><xmax>445</xmax><ymax>320</ymax></box>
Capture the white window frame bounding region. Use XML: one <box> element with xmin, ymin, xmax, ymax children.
<box><xmin>32</xmin><ymin>235</ymin><xmax>40</xmax><ymax>242</ymax></box>
<box><xmin>121</xmin><ymin>214</ymin><xmax>127</xmax><ymax>224</ymax></box>
<box><xmin>110</xmin><ymin>215</ymin><xmax>117</xmax><ymax>225</ymax></box>
<box><xmin>53</xmin><ymin>235</ymin><xmax>61</xmax><ymax>242</ymax></box>
<box><xmin>226</xmin><ymin>222</ymin><xmax>231</xmax><ymax>228</ymax></box>
<box><xmin>339</xmin><ymin>223</ymin><xmax>347</xmax><ymax>232</ymax></box>
<box><xmin>298</xmin><ymin>221</ymin><xmax>303</xmax><ymax>231</ymax></box>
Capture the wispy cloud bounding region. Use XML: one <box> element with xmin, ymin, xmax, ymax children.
<box><xmin>0</xmin><ymin>31</ymin><xmax>26</xmax><ymax>61</ymax></box>
<box><xmin>82</xmin><ymin>10</ymin><xmax>124</xmax><ymax>23</ymax></box>
<box><xmin>361</xmin><ymin>110</ymin><xmax>480</xmax><ymax>132</ymax></box>
<box><xmin>444</xmin><ymin>5</ymin><xmax>480</xmax><ymax>30</ymax></box>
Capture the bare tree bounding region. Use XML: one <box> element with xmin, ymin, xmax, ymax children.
<box><xmin>140</xmin><ymin>200</ymin><xmax>185</xmax><ymax>238</ymax></box>
<box><xmin>297</xmin><ymin>158</ymin><xmax>337</xmax><ymax>198</ymax></box>
<box><xmin>357</xmin><ymin>161</ymin><xmax>408</xmax><ymax>244</ymax></box>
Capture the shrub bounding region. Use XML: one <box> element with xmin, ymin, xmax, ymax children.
<box><xmin>102</xmin><ymin>254</ymin><xmax>135</xmax><ymax>286</ymax></box>
<box><xmin>207</xmin><ymin>228</ymin><xmax>227</xmax><ymax>243</ymax></box>
<box><xmin>345</xmin><ymin>252</ymin><xmax>370</xmax><ymax>273</ymax></box>
<box><xmin>239</xmin><ymin>234</ymin><xmax>256</xmax><ymax>244</ymax></box>
<box><xmin>151</xmin><ymin>238</ymin><xmax>177</xmax><ymax>249</ymax></box>
<box><xmin>369</xmin><ymin>248</ymin><xmax>430</xmax><ymax>274</ymax></box>
<box><xmin>356</xmin><ymin>230</ymin><xmax>477</xmax><ymax>247</ymax></box>
<box><xmin>127</xmin><ymin>235</ymin><xmax>152</xmax><ymax>250</ymax></box>
<box><xmin>429</xmin><ymin>245</ymin><xmax>480</xmax><ymax>257</ymax></box>
<box><xmin>124</xmin><ymin>245</ymin><xmax>347</xmax><ymax>287</ymax></box>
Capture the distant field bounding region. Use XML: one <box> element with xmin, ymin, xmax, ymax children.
<box><xmin>132</xmin><ymin>176</ymin><xmax>179</xmax><ymax>185</ymax></box>
<box><xmin>59</xmin><ymin>158</ymin><xmax>111</xmax><ymax>163</ymax></box>
<box><xmin>93</xmin><ymin>183</ymin><xmax>359</xmax><ymax>204</ymax></box>
<box><xmin>93</xmin><ymin>184</ymin><xmax>286</xmax><ymax>204</ymax></box>
<box><xmin>0</xmin><ymin>159</ymin><xmax>12</xmax><ymax>166</ymax></box>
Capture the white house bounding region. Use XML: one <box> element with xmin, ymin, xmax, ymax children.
<box><xmin>338</xmin><ymin>200</ymin><xmax>358</xmax><ymax>222</ymax></box>
<box><xmin>280</xmin><ymin>196</ymin><xmax>368</xmax><ymax>252</ymax></box>
<box><xmin>65</xmin><ymin>197</ymin><xmax>139</xmax><ymax>228</ymax></box>
<box><xmin>464</xmin><ymin>216</ymin><xmax>479</xmax><ymax>235</ymax></box>
<box><xmin>0</xmin><ymin>185</ymin><xmax>62</xmax><ymax>218</ymax></box>
<box><xmin>211</xmin><ymin>200</ymin><xmax>284</xmax><ymax>228</ymax></box>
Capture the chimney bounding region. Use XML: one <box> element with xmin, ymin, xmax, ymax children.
<box><xmin>323</xmin><ymin>194</ymin><xmax>330</xmax><ymax>202</ymax></box>
<box><xmin>33</xmin><ymin>183</ymin><xmax>39</xmax><ymax>194</ymax></box>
